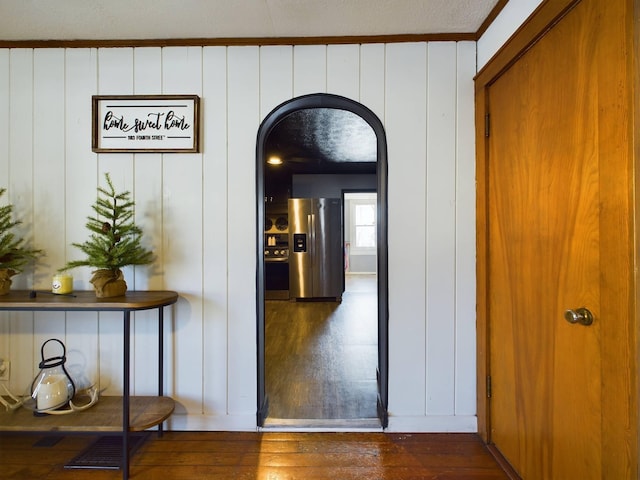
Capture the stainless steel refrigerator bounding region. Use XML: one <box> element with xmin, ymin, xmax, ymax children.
<box><xmin>288</xmin><ymin>198</ymin><xmax>344</xmax><ymax>300</ymax></box>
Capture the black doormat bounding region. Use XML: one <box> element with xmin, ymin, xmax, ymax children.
<box><xmin>64</xmin><ymin>433</ymin><xmax>149</xmax><ymax>470</ymax></box>
<box><xmin>33</xmin><ymin>435</ymin><xmax>64</xmax><ymax>447</ymax></box>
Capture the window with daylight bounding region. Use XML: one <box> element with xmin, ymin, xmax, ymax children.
<box><xmin>355</xmin><ymin>203</ymin><xmax>376</xmax><ymax>248</ymax></box>
<box><xmin>347</xmin><ymin>193</ymin><xmax>377</xmax><ymax>254</ymax></box>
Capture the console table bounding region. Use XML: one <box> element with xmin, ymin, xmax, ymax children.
<box><xmin>0</xmin><ymin>290</ymin><xmax>179</xmax><ymax>480</ymax></box>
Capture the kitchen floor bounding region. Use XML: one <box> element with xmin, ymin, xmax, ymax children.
<box><xmin>264</xmin><ymin>274</ymin><xmax>379</xmax><ymax>427</ymax></box>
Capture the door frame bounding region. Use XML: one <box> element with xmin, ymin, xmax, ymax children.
<box><xmin>475</xmin><ymin>0</ymin><xmax>638</xmax><ymax>475</ymax></box>
<box><xmin>255</xmin><ymin>93</ymin><xmax>389</xmax><ymax>427</ymax></box>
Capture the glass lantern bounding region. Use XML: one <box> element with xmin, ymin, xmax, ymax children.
<box><xmin>28</xmin><ymin>338</ymin><xmax>76</xmax><ymax>413</ymax></box>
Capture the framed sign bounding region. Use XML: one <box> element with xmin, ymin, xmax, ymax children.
<box><xmin>92</xmin><ymin>95</ymin><xmax>200</xmax><ymax>153</ymax></box>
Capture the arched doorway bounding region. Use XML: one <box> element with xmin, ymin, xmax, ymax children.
<box><xmin>256</xmin><ymin>93</ymin><xmax>388</xmax><ymax>428</ymax></box>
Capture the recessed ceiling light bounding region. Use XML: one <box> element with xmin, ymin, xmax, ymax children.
<box><xmin>267</xmin><ymin>156</ymin><xmax>283</xmax><ymax>165</ymax></box>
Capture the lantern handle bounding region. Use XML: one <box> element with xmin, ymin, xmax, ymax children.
<box><xmin>39</xmin><ymin>338</ymin><xmax>66</xmax><ymax>369</ymax></box>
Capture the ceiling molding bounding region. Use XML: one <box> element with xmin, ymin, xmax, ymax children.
<box><xmin>0</xmin><ymin>1</ymin><xmax>509</xmax><ymax>48</ymax></box>
<box><xmin>0</xmin><ymin>32</ymin><xmax>480</xmax><ymax>50</ymax></box>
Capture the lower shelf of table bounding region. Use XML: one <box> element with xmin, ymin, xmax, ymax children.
<box><xmin>0</xmin><ymin>396</ymin><xmax>174</xmax><ymax>432</ymax></box>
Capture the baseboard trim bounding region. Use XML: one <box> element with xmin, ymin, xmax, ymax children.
<box><xmin>165</xmin><ymin>413</ymin><xmax>477</xmax><ymax>433</ymax></box>
<box><xmin>166</xmin><ymin>413</ymin><xmax>257</xmax><ymax>431</ymax></box>
<box><xmin>385</xmin><ymin>415</ymin><xmax>477</xmax><ymax>433</ymax></box>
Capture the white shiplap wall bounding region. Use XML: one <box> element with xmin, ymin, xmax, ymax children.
<box><xmin>0</xmin><ymin>41</ymin><xmax>476</xmax><ymax>432</ymax></box>
<box><xmin>477</xmin><ymin>0</ymin><xmax>544</xmax><ymax>70</ymax></box>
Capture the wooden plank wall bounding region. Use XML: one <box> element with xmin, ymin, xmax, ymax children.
<box><xmin>0</xmin><ymin>42</ymin><xmax>476</xmax><ymax>432</ymax></box>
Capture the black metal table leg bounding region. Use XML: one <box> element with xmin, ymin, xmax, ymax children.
<box><xmin>123</xmin><ymin>310</ymin><xmax>131</xmax><ymax>480</ymax></box>
<box><xmin>158</xmin><ymin>307</ymin><xmax>164</xmax><ymax>437</ymax></box>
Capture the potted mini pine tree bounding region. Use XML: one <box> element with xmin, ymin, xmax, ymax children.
<box><xmin>0</xmin><ymin>188</ymin><xmax>43</xmax><ymax>295</ymax></box>
<box><xmin>60</xmin><ymin>173</ymin><xmax>154</xmax><ymax>298</ymax></box>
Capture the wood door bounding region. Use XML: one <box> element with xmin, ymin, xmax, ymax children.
<box><xmin>481</xmin><ymin>0</ymin><xmax>637</xmax><ymax>478</ymax></box>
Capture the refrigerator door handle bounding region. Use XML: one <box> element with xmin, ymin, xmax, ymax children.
<box><xmin>308</xmin><ymin>213</ymin><xmax>316</xmax><ymax>258</ymax></box>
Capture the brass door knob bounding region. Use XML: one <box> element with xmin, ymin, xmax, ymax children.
<box><xmin>564</xmin><ymin>307</ymin><xmax>594</xmax><ymax>326</ymax></box>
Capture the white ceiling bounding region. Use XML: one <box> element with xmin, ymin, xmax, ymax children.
<box><xmin>0</xmin><ymin>0</ymin><xmax>500</xmax><ymax>41</ymax></box>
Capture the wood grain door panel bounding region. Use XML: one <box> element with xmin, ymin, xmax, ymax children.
<box><xmin>487</xmin><ymin>1</ymin><xmax>602</xmax><ymax>478</ymax></box>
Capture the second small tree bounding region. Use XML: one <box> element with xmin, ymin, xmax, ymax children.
<box><xmin>61</xmin><ymin>173</ymin><xmax>154</xmax><ymax>297</ymax></box>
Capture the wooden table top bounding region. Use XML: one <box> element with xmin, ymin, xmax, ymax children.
<box><xmin>0</xmin><ymin>290</ymin><xmax>179</xmax><ymax>311</ymax></box>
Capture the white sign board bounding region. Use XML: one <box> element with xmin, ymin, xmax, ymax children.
<box><xmin>92</xmin><ymin>95</ymin><xmax>200</xmax><ymax>153</ymax></box>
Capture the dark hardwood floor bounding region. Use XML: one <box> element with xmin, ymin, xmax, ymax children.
<box><xmin>0</xmin><ymin>431</ymin><xmax>510</xmax><ymax>479</ymax></box>
<box><xmin>265</xmin><ymin>274</ymin><xmax>379</xmax><ymax>426</ymax></box>
<box><xmin>0</xmin><ymin>275</ymin><xmax>510</xmax><ymax>479</ymax></box>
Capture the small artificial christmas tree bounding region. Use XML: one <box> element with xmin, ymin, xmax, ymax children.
<box><xmin>0</xmin><ymin>188</ymin><xmax>43</xmax><ymax>294</ymax></box>
<box><xmin>60</xmin><ymin>173</ymin><xmax>154</xmax><ymax>297</ymax></box>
